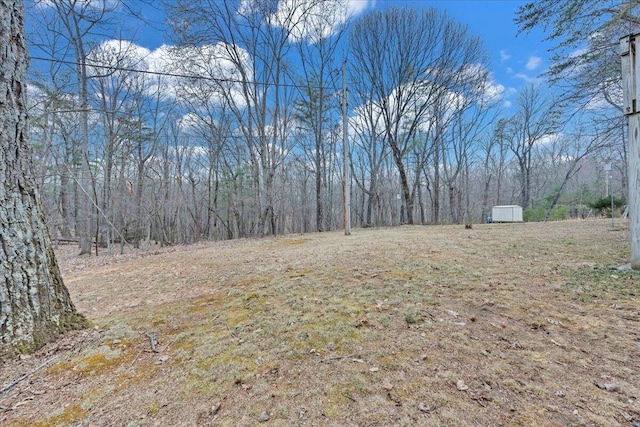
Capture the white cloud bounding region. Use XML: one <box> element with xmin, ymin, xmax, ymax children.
<box><xmin>526</xmin><ymin>56</ymin><xmax>542</xmax><ymax>70</ymax></box>
<box><xmin>87</xmin><ymin>40</ymin><xmax>253</xmax><ymax>108</ymax></box>
<box><xmin>346</xmin><ymin>0</ymin><xmax>373</xmax><ymax>17</ymax></box>
<box><xmin>514</xmin><ymin>72</ymin><xmax>539</xmax><ymax>84</ymax></box>
<box><xmin>351</xmin><ymin>65</ymin><xmax>503</xmax><ymax>142</ymax></box>
<box><xmin>170</xmin><ymin>43</ymin><xmax>252</xmax><ymax>108</ymax></box>
<box><xmin>87</xmin><ymin>39</ymin><xmax>151</xmax><ymax>74</ymax></box>
<box><xmin>483</xmin><ymin>81</ymin><xmax>505</xmax><ymax>102</ymax></box>
<box><xmin>240</xmin><ymin>0</ymin><xmax>373</xmax><ymax>43</ymax></box>
<box><xmin>500</xmin><ymin>49</ymin><xmax>511</xmax><ymax>62</ymax></box>
<box><xmin>36</xmin><ymin>0</ymin><xmax>120</xmax><ymax>11</ymax></box>
<box><xmin>535</xmin><ymin>133</ymin><xmax>561</xmax><ymax>147</ymax></box>
<box><xmin>178</xmin><ymin>112</ymin><xmax>214</xmax><ymax>132</ymax></box>
<box><xmin>495</xmin><ymin>87</ymin><xmax>516</xmax><ymax>109</ymax></box>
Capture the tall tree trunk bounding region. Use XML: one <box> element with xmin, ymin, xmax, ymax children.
<box><xmin>315</xmin><ymin>147</ymin><xmax>323</xmax><ymax>232</ymax></box>
<box><xmin>0</xmin><ymin>0</ymin><xmax>86</xmax><ymax>360</ymax></box>
<box><xmin>481</xmin><ymin>173</ymin><xmax>492</xmax><ymax>223</ymax></box>
<box><xmin>58</xmin><ymin>170</ymin><xmax>72</xmax><ymax>238</ymax></box>
<box><xmin>448</xmin><ymin>184</ymin><xmax>457</xmax><ymax>224</ymax></box>
<box><xmin>433</xmin><ymin>141</ymin><xmax>441</xmax><ymax>224</ymax></box>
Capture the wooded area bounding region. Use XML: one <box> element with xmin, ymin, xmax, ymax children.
<box><xmin>22</xmin><ymin>0</ymin><xmax>631</xmax><ymax>250</ymax></box>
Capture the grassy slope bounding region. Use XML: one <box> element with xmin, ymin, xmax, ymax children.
<box><xmin>1</xmin><ymin>220</ymin><xmax>639</xmax><ymax>426</ymax></box>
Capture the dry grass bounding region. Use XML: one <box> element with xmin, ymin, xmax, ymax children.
<box><xmin>1</xmin><ymin>219</ymin><xmax>639</xmax><ymax>426</ymax></box>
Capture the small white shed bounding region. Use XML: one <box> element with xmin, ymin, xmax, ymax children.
<box><xmin>491</xmin><ymin>205</ymin><xmax>523</xmax><ymax>223</ymax></box>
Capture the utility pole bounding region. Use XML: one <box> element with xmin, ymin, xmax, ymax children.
<box><xmin>342</xmin><ymin>60</ymin><xmax>351</xmax><ymax>235</ymax></box>
<box><xmin>621</xmin><ymin>34</ymin><xmax>640</xmax><ymax>268</ymax></box>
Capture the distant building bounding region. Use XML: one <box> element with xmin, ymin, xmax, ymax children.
<box><xmin>491</xmin><ymin>205</ymin><xmax>523</xmax><ymax>223</ymax></box>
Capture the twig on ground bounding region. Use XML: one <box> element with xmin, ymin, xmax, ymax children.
<box><xmin>130</xmin><ymin>348</ymin><xmax>145</xmax><ymax>366</ymax></box>
<box><xmin>424</xmin><ymin>310</ymin><xmax>436</xmax><ymax>320</ymax></box>
<box><xmin>0</xmin><ymin>357</ymin><xmax>58</xmax><ymax>396</ymax></box>
<box><xmin>161</xmin><ymin>340</ymin><xmax>175</xmax><ymax>352</ymax></box>
<box><xmin>146</xmin><ymin>333</ymin><xmax>160</xmax><ymax>353</ymax></box>
<box><xmin>321</xmin><ymin>354</ymin><xmax>357</xmax><ymax>363</ymax></box>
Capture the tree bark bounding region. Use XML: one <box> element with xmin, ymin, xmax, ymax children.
<box><xmin>0</xmin><ymin>0</ymin><xmax>86</xmax><ymax>360</ymax></box>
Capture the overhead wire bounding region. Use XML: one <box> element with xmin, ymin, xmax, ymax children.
<box><xmin>30</xmin><ymin>55</ymin><xmax>333</xmax><ymax>92</ymax></box>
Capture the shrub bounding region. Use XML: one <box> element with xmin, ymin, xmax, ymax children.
<box><xmin>524</xmin><ymin>207</ymin><xmax>545</xmax><ymax>222</ymax></box>
<box><xmin>588</xmin><ymin>197</ymin><xmax>626</xmax><ymax>215</ymax></box>
<box><xmin>550</xmin><ymin>205</ymin><xmax>569</xmax><ymax>220</ymax></box>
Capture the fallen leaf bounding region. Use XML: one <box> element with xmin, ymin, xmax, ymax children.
<box><xmin>456</xmin><ymin>379</ymin><xmax>469</xmax><ymax>391</ymax></box>
<box><xmin>369</xmin><ymin>367</ymin><xmax>379</xmax><ymax>372</ymax></box>
<box><xmin>594</xmin><ymin>382</ymin><xmax>618</xmax><ymax>392</ymax></box>
<box><xmin>211</xmin><ymin>403</ymin><xmax>221</xmax><ymax>415</ymax></box>
<box><xmin>418</xmin><ymin>403</ymin><xmax>434</xmax><ymax>413</ymax></box>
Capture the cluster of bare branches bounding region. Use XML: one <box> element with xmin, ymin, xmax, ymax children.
<box><xmin>23</xmin><ymin>1</ymin><xmax>623</xmax><ymax>251</ymax></box>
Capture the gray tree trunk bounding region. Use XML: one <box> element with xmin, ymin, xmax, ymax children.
<box><xmin>0</xmin><ymin>0</ymin><xmax>86</xmax><ymax>360</ymax></box>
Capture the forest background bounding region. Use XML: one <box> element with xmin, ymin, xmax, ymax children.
<box><xmin>23</xmin><ymin>0</ymin><xmax>635</xmax><ymax>253</ymax></box>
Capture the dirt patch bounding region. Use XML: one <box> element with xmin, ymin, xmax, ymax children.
<box><xmin>2</xmin><ymin>220</ymin><xmax>639</xmax><ymax>426</ymax></box>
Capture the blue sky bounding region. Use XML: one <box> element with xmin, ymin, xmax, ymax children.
<box><xmin>25</xmin><ymin>0</ymin><xmax>552</xmax><ymax>112</ymax></box>
<box><xmin>371</xmin><ymin>1</ymin><xmax>552</xmax><ymax>108</ymax></box>
<box><xmin>423</xmin><ymin>1</ymin><xmax>551</xmax><ymax>88</ymax></box>
<box><xmin>123</xmin><ymin>0</ymin><xmax>552</xmax><ymax>109</ymax></box>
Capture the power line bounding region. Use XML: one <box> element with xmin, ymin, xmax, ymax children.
<box><xmin>30</xmin><ymin>55</ymin><xmax>332</xmax><ymax>91</ymax></box>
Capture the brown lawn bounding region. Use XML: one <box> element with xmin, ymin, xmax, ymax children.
<box><xmin>1</xmin><ymin>219</ymin><xmax>639</xmax><ymax>426</ymax></box>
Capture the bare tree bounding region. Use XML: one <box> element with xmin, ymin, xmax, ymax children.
<box><xmin>293</xmin><ymin>0</ymin><xmax>348</xmax><ymax>232</ymax></box>
<box><xmin>516</xmin><ymin>0</ymin><xmax>636</xmax><ymax>112</ymax></box>
<box><xmin>168</xmin><ymin>0</ymin><xmax>302</xmax><ymax>237</ymax></box>
<box><xmin>29</xmin><ymin>0</ymin><xmax>120</xmax><ymax>254</ymax></box>
<box><xmin>1</xmin><ymin>0</ymin><xmax>86</xmax><ymax>360</ymax></box>
<box><xmin>440</xmin><ymin>66</ymin><xmax>500</xmax><ymax>224</ymax></box>
<box><xmin>539</xmin><ymin>114</ymin><xmax>611</xmax><ymax>218</ymax></box>
<box><xmin>516</xmin><ymin>0</ymin><xmax>629</xmax><ymax>208</ymax></box>
<box><xmin>27</xmin><ymin>83</ymin><xmax>79</xmax><ymax>240</ymax></box>
<box><xmin>349</xmin><ymin>99</ymin><xmax>389</xmax><ymax>227</ymax></box>
<box><xmin>87</xmin><ymin>40</ymin><xmax>139</xmax><ymax>250</ymax></box>
<box><xmin>349</xmin><ymin>7</ymin><xmax>487</xmax><ymax>224</ymax></box>
<box><xmin>501</xmin><ymin>84</ymin><xmax>561</xmax><ymax>209</ymax></box>
<box><xmin>52</xmin><ymin>0</ymin><xmax>111</xmax><ymax>254</ymax></box>
<box><xmin>479</xmin><ymin>118</ymin><xmax>510</xmax><ymax>222</ymax></box>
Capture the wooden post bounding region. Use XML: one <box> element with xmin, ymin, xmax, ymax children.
<box><xmin>629</xmin><ymin>114</ymin><xmax>640</xmax><ymax>268</ymax></box>
<box><xmin>621</xmin><ymin>34</ymin><xmax>640</xmax><ymax>269</ymax></box>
